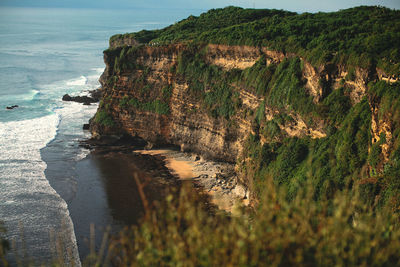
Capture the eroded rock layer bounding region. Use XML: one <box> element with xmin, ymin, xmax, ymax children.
<box><xmin>91</xmin><ymin>42</ymin><xmax>395</xmax><ymax>197</ymax></box>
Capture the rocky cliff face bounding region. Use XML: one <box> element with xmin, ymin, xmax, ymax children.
<box><xmin>91</xmin><ymin>41</ymin><xmax>394</xmax><ymax>197</ymax></box>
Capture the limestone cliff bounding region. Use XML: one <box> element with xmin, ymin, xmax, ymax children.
<box><xmin>91</xmin><ymin>43</ymin><xmax>329</xmax><ymax>159</ymax></box>
<box><xmin>91</xmin><ymin>40</ymin><xmax>398</xmax><ymax>201</ymax></box>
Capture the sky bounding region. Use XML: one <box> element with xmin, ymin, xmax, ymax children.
<box><xmin>0</xmin><ymin>0</ymin><xmax>399</xmax><ymax>12</ymax></box>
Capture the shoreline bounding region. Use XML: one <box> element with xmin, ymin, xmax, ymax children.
<box><xmin>135</xmin><ymin>149</ymin><xmax>249</xmax><ymax>213</ymax></box>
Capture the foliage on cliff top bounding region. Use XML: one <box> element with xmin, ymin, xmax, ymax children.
<box><xmin>111</xmin><ymin>6</ymin><xmax>294</xmax><ymax>44</ymax></box>
<box><xmin>112</xmin><ymin>5</ymin><xmax>400</xmax><ymax>75</ymax></box>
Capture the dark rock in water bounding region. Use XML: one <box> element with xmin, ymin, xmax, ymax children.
<box><xmin>62</xmin><ymin>94</ymin><xmax>98</xmax><ymax>105</ymax></box>
<box><xmin>89</xmin><ymin>88</ymin><xmax>102</xmax><ymax>102</ymax></box>
<box><xmin>79</xmin><ymin>134</ymin><xmax>148</xmax><ymax>151</ymax></box>
<box><xmin>62</xmin><ymin>94</ymin><xmax>72</xmax><ymax>101</ymax></box>
<box><xmin>83</xmin><ymin>124</ymin><xmax>90</xmax><ymax>130</ymax></box>
<box><xmin>6</xmin><ymin>105</ymin><xmax>18</xmax><ymax>110</ymax></box>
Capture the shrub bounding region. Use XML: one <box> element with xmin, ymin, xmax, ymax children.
<box><xmin>95</xmin><ymin>110</ymin><xmax>115</xmax><ymax>127</ymax></box>
<box><xmin>119</xmin><ymin>96</ymin><xmax>130</xmax><ymax>109</ymax></box>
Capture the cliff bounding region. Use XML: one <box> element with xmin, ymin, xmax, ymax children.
<box><xmin>91</xmin><ymin>6</ymin><xmax>400</xmax><ymax>206</ymax></box>
<box><xmin>91</xmin><ymin>43</ymin><xmax>330</xmax><ymax>160</ymax></box>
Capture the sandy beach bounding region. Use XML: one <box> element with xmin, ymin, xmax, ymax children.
<box><xmin>136</xmin><ymin>149</ymin><xmax>249</xmax><ymax>213</ymax></box>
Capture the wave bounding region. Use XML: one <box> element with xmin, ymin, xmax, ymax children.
<box><xmin>66</xmin><ymin>75</ymin><xmax>87</xmax><ymax>86</ymax></box>
<box><xmin>0</xmin><ymin>114</ymin><xmax>80</xmax><ymax>265</ymax></box>
<box><xmin>91</xmin><ymin>67</ymin><xmax>105</xmax><ymax>74</ymax></box>
<box><xmin>2</xmin><ymin>89</ymin><xmax>40</xmax><ymax>103</ymax></box>
<box><xmin>24</xmin><ymin>89</ymin><xmax>40</xmax><ymax>100</ymax></box>
<box><xmin>54</xmin><ymin>101</ymin><xmax>98</xmax><ymax>161</ymax></box>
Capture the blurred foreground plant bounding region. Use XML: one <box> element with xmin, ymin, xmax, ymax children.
<box><xmin>0</xmin><ymin>221</ymin><xmax>9</xmax><ymax>267</ymax></box>
<box><xmin>106</xmin><ymin>177</ymin><xmax>400</xmax><ymax>266</ymax></box>
<box><xmin>3</xmin><ymin>175</ymin><xmax>400</xmax><ymax>266</ymax></box>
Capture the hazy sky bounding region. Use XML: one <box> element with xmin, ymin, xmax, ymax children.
<box><xmin>0</xmin><ymin>0</ymin><xmax>399</xmax><ymax>12</ymax></box>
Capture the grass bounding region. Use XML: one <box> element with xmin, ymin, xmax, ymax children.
<box><xmin>120</xmin><ymin>96</ymin><xmax>170</xmax><ymax>115</ymax></box>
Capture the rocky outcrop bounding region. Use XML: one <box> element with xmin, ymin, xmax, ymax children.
<box><xmin>109</xmin><ymin>35</ymin><xmax>140</xmax><ymax>49</ymax></box>
<box><xmin>62</xmin><ymin>94</ymin><xmax>98</xmax><ymax>105</ymax></box>
<box><xmin>205</xmin><ymin>44</ymin><xmax>262</xmax><ymax>70</ymax></box>
<box><xmin>369</xmin><ymin>95</ymin><xmax>394</xmax><ymax>168</ymax></box>
<box><xmin>62</xmin><ymin>89</ymin><xmax>102</xmax><ymax>105</ymax></box>
<box><xmin>377</xmin><ymin>68</ymin><xmax>400</xmax><ymax>83</ymax></box>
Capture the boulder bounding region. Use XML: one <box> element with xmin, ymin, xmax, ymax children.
<box><xmin>62</xmin><ymin>94</ymin><xmax>98</xmax><ymax>105</ymax></box>
<box><xmin>6</xmin><ymin>105</ymin><xmax>18</xmax><ymax>110</ymax></box>
<box><xmin>62</xmin><ymin>94</ymin><xmax>72</xmax><ymax>101</ymax></box>
<box><xmin>233</xmin><ymin>185</ymin><xmax>248</xmax><ymax>199</ymax></box>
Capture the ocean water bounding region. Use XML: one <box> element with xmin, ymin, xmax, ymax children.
<box><xmin>0</xmin><ymin>7</ymin><xmax>201</xmax><ymax>264</ymax></box>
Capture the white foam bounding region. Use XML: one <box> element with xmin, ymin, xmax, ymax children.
<box><xmin>0</xmin><ymin>115</ymin><xmax>81</xmax><ymax>265</ymax></box>
<box><xmin>23</xmin><ymin>89</ymin><xmax>40</xmax><ymax>100</ymax></box>
<box><xmin>54</xmin><ymin>101</ymin><xmax>98</xmax><ymax>161</ymax></box>
<box><xmin>66</xmin><ymin>75</ymin><xmax>87</xmax><ymax>86</ymax></box>
<box><xmin>4</xmin><ymin>89</ymin><xmax>40</xmax><ymax>102</ymax></box>
<box><xmin>91</xmin><ymin>67</ymin><xmax>105</xmax><ymax>74</ymax></box>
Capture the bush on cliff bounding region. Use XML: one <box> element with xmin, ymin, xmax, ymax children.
<box><xmin>94</xmin><ymin>110</ymin><xmax>115</xmax><ymax>127</ymax></box>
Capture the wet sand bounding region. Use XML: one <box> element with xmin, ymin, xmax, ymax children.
<box><xmin>45</xmin><ymin>144</ymin><xmax>179</xmax><ymax>260</ymax></box>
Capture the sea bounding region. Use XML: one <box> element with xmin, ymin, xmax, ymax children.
<box><xmin>0</xmin><ymin>7</ymin><xmax>201</xmax><ymax>265</ymax></box>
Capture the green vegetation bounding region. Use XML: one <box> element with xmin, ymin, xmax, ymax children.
<box><xmin>176</xmin><ymin>46</ymin><xmax>241</xmax><ymax>119</ymax></box>
<box><xmin>94</xmin><ymin>110</ymin><xmax>115</xmax><ymax>127</ymax></box>
<box><xmin>241</xmin><ymin>55</ymin><xmax>276</xmax><ymax>96</ymax></box>
<box><xmin>240</xmin><ymin>79</ymin><xmax>400</xmax><ymax>208</ymax></box>
<box><xmin>120</xmin><ymin>95</ymin><xmax>170</xmax><ymax>115</ymax></box>
<box><xmin>112</xmin><ymin>6</ymin><xmax>400</xmax><ymax>75</ymax></box>
<box><xmin>267</xmin><ymin>57</ymin><xmax>316</xmax><ymax>116</ymax></box>
<box><xmin>243</xmin><ymin>97</ymin><xmax>372</xmax><ymax>201</ymax></box>
<box><xmin>319</xmin><ymin>87</ymin><xmax>352</xmax><ymax>126</ymax></box>
<box><xmin>115</xmin><ymin>7</ymin><xmax>294</xmax><ymax>45</ymax></box>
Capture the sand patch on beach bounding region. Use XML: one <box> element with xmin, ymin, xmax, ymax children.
<box><xmin>134</xmin><ymin>149</ymin><xmax>249</xmax><ymax>213</ymax></box>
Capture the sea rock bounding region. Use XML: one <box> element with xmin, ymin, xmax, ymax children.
<box><xmin>83</xmin><ymin>124</ymin><xmax>90</xmax><ymax>130</ymax></box>
<box><xmin>6</xmin><ymin>105</ymin><xmax>18</xmax><ymax>110</ymax></box>
<box><xmin>62</xmin><ymin>94</ymin><xmax>72</xmax><ymax>101</ymax></box>
<box><xmin>89</xmin><ymin>89</ymin><xmax>102</xmax><ymax>102</ymax></box>
<box><xmin>62</xmin><ymin>94</ymin><xmax>98</xmax><ymax>105</ymax></box>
